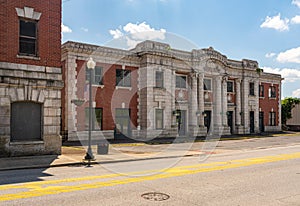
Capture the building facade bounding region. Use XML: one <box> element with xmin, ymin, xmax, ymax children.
<box><xmin>286</xmin><ymin>103</ymin><xmax>300</xmax><ymax>131</ymax></box>
<box><xmin>0</xmin><ymin>0</ymin><xmax>63</xmax><ymax>156</ymax></box>
<box><xmin>62</xmin><ymin>40</ymin><xmax>282</xmax><ymax>141</ymax></box>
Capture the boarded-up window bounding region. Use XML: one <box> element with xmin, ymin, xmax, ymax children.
<box><xmin>11</xmin><ymin>102</ymin><xmax>42</xmax><ymax>141</ymax></box>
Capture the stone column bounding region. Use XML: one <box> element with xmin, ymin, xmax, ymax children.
<box><xmin>198</xmin><ymin>74</ymin><xmax>204</xmax><ymax>126</ymax></box>
<box><xmin>66</xmin><ymin>57</ymin><xmax>78</xmax><ymax>135</ymax></box>
<box><xmin>189</xmin><ymin>73</ymin><xmax>198</xmax><ymax>137</ymax></box>
<box><xmin>215</xmin><ymin>76</ymin><xmax>222</xmax><ymax>127</ymax></box>
<box><xmin>278</xmin><ymin>81</ymin><xmax>282</xmax><ymax>130</ymax></box>
<box><xmin>222</xmin><ymin>77</ymin><xmax>228</xmax><ymax>126</ymax></box>
<box><xmin>254</xmin><ymin>79</ymin><xmax>260</xmax><ymax>132</ymax></box>
<box><xmin>242</xmin><ymin>78</ymin><xmax>249</xmax><ymax>133</ymax></box>
<box><xmin>235</xmin><ymin>79</ymin><xmax>241</xmax><ymax>126</ymax></box>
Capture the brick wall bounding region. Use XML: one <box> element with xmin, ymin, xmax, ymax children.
<box><xmin>0</xmin><ymin>0</ymin><xmax>61</xmax><ymax>68</ymax></box>
<box><xmin>259</xmin><ymin>83</ymin><xmax>280</xmax><ymax>126</ymax></box>
<box><xmin>75</xmin><ymin>60</ymin><xmax>138</xmax><ymax>131</ymax></box>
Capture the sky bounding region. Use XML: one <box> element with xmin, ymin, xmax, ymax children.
<box><xmin>62</xmin><ymin>0</ymin><xmax>300</xmax><ymax>98</ymax></box>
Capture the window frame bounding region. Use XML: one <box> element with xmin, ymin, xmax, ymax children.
<box><xmin>227</xmin><ymin>81</ymin><xmax>234</xmax><ymax>93</ymax></box>
<box><xmin>259</xmin><ymin>84</ymin><xmax>264</xmax><ymax>97</ymax></box>
<box><xmin>155</xmin><ymin>70</ymin><xmax>164</xmax><ymax>88</ymax></box>
<box><xmin>269</xmin><ymin>86</ymin><xmax>276</xmax><ymax>98</ymax></box>
<box><xmin>203</xmin><ymin>78</ymin><xmax>212</xmax><ymax>91</ymax></box>
<box><xmin>86</xmin><ymin>66</ymin><xmax>104</xmax><ymax>85</ymax></box>
<box><xmin>19</xmin><ymin>19</ymin><xmax>38</xmax><ymax>56</ymax></box>
<box><xmin>176</xmin><ymin>75</ymin><xmax>187</xmax><ymax>89</ymax></box>
<box><xmin>85</xmin><ymin>107</ymin><xmax>103</xmax><ymax>131</ymax></box>
<box><xmin>155</xmin><ymin>109</ymin><xmax>164</xmax><ymax>130</ymax></box>
<box><xmin>269</xmin><ymin>111</ymin><xmax>276</xmax><ymax>126</ymax></box>
<box><xmin>116</xmin><ymin>69</ymin><xmax>131</xmax><ymax>87</ymax></box>
<box><xmin>249</xmin><ymin>82</ymin><xmax>255</xmax><ymax>96</ymax></box>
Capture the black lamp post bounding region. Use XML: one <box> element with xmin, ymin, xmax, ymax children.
<box><xmin>84</xmin><ymin>57</ymin><xmax>96</xmax><ymax>166</ymax></box>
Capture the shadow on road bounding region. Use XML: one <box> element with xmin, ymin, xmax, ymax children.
<box><xmin>0</xmin><ymin>155</ymin><xmax>57</xmax><ymax>185</ymax></box>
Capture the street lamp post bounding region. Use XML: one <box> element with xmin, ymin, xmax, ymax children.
<box><xmin>84</xmin><ymin>57</ymin><xmax>96</xmax><ymax>166</ymax></box>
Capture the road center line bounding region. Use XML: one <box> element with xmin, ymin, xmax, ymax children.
<box><xmin>1</xmin><ymin>152</ymin><xmax>300</xmax><ymax>202</ymax></box>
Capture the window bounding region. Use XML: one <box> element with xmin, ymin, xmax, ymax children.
<box><xmin>11</xmin><ymin>102</ymin><xmax>42</xmax><ymax>141</ymax></box>
<box><xmin>116</xmin><ymin>69</ymin><xmax>131</xmax><ymax>87</ymax></box>
<box><xmin>86</xmin><ymin>66</ymin><xmax>103</xmax><ymax>85</ymax></box>
<box><xmin>269</xmin><ymin>86</ymin><xmax>276</xmax><ymax>98</ymax></box>
<box><xmin>19</xmin><ymin>19</ymin><xmax>37</xmax><ymax>56</ymax></box>
<box><xmin>155</xmin><ymin>71</ymin><xmax>164</xmax><ymax>88</ymax></box>
<box><xmin>203</xmin><ymin>78</ymin><xmax>212</xmax><ymax>91</ymax></box>
<box><xmin>259</xmin><ymin>85</ymin><xmax>264</xmax><ymax>97</ymax></box>
<box><xmin>227</xmin><ymin>81</ymin><xmax>234</xmax><ymax>92</ymax></box>
<box><xmin>155</xmin><ymin>109</ymin><xmax>164</xmax><ymax>129</ymax></box>
<box><xmin>85</xmin><ymin>108</ymin><xmax>103</xmax><ymax>131</ymax></box>
<box><xmin>176</xmin><ymin>75</ymin><xmax>187</xmax><ymax>88</ymax></box>
<box><xmin>269</xmin><ymin>112</ymin><xmax>276</xmax><ymax>126</ymax></box>
<box><xmin>249</xmin><ymin>82</ymin><xmax>255</xmax><ymax>96</ymax></box>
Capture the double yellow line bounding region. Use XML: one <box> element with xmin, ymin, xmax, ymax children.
<box><xmin>1</xmin><ymin>152</ymin><xmax>300</xmax><ymax>202</ymax></box>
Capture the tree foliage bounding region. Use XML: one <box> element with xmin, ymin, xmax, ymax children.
<box><xmin>281</xmin><ymin>97</ymin><xmax>300</xmax><ymax>125</ymax></box>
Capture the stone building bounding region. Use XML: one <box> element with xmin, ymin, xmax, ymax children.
<box><xmin>62</xmin><ymin>40</ymin><xmax>282</xmax><ymax>141</ymax></box>
<box><xmin>286</xmin><ymin>103</ymin><xmax>300</xmax><ymax>131</ymax></box>
<box><xmin>0</xmin><ymin>0</ymin><xmax>63</xmax><ymax>156</ymax></box>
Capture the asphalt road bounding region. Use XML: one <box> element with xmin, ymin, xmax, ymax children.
<box><xmin>0</xmin><ymin>138</ymin><xmax>300</xmax><ymax>205</ymax></box>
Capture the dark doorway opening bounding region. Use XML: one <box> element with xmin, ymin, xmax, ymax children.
<box><xmin>227</xmin><ymin>111</ymin><xmax>234</xmax><ymax>134</ymax></box>
<box><xmin>176</xmin><ymin>110</ymin><xmax>186</xmax><ymax>136</ymax></box>
<box><xmin>250</xmin><ymin>111</ymin><xmax>255</xmax><ymax>133</ymax></box>
<box><xmin>204</xmin><ymin>110</ymin><xmax>212</xmax><ymax>133</ymax></box>
<box><xmin>259</xmin><ymin>112</ymin><xmax>264</xmax><ymax>133</ymax></box>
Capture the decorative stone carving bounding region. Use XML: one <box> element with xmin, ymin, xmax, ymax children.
<box><xmin>15</xmin><ymin>7</ymin><xmax>42</xmax><ymax>20</ymax></box>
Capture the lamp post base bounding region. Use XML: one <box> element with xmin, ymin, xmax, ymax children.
<box><xmin>83</xmin><ymin>152</ymin><xmax>95</xmax><ymax>167</ymax></box>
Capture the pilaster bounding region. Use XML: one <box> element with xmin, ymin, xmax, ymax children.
<box><xmin>198</xmin><ymin>74</ymin><xmax>205</xmax><ymax>126</ymax></box>
<box><xmin>242</xmin><ymin>78</ymin><xmax>249</xmax><ymax>133</ymax></box>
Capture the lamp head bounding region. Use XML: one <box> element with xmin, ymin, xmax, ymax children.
<box><xmin>87</xmin><ymin>57</ymin><xmax>96</xmax><ymax>69</ymax></box>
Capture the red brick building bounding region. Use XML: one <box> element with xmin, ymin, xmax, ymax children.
<box><xmin>61</xmin><ymin>42</ymin><xmax>140</xmax><ymax>141</ymax></box>
<box><xmin>62</xmin><ymin>41</ymin><xmax>282</xmax><ymax>141</ymax></box>
<box><xmin>0</xmin><ymin>0</ymin><xmax>63</xmax><ymax>156</ymax></box>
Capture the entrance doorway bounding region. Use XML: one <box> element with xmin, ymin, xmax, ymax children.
<box><xmin>115</xmin><ymin>108</ymin><xmax>131</xmax><ymax>139</ymax></box>
<box><xmin>176</xmin><ymin>110</ymin><xmax>186</xmax><ymax>136</ymax></box>
<box><xmin>204</xmin><ymin>110</ymin><xmax>212</xmax><ymax>133</ymax></box>
<box><xmin>250</xmin><ymin>111</ymin><xmax>255</xmax><ymax>133</ymax></box>
<box><xmin>259</xmin><ymin>112</ymin><xmax>264</xmax><ymax>133</ymax></box>
<box><xmin>227</xmin><ymin>111</ymin><xmax>234</xmax><ymax>134</ymax></box>
<box><xmin>11</xmin><ymin>102</ymin><xmax>42</xmax><ymax>141</ymax></box>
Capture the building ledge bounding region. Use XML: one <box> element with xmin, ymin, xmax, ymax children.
<box><xmin>17</xmin><ymin>55</ymin><xmax>41</xmax><ymax>61</ymax></box>
<box><xmin>10</xmin><ymin>141</ymin><xmax>44</xmax><ymax>145</ymax></box>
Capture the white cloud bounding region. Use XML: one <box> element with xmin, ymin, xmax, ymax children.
<box><xmin>265</xmin><ymin>52</ymin><xmax>276</xmax><ymax>58</ymax></box>
<box><xmin>62</xmin><ymin>24</ymin><xmax>72</xmax><ymax>33</ymax></box>
<box><xmin>292</xmin><ymin>0</ymin><xmax>300</xmax><ymax>8</ymax></box>
<box><xmin>291</xmin><ymin>15</ymin><xmax>300</xmax><ymax>24</ymax></box>
<box><xmin>109</xmin><ymin>22</ymin><xmax>166</xmax><ymax>49</ymax></box>
<box><xmin>109</xmin><ymin>29</ymin><xmax>123</xmax><ymax>39</ymax></box>
<box><xmin>81</xmin><ymin>27</ymin><xmax>89</xmax><ymax>32</ymax></box>
<box><xmin>123</xmin><ymin>22</ymin><xmax>166</xmax><ymax>40</ymax></box>
<box><xmin>292</xmin><ymin>88</ymin><xmax>300</xmax><ymax>97</ymax></box>
<box><xmin>277</xmin><ymin>47</ymin><xmax>300</xmax><ymax>63</ymax></box>
<box><xmin>260</xmin><ymin>14</ymin><xmax>289</xmax><ymax>31</ymax></box>
<box><xmin>262</xmin><ymin>66</ymin><xmax>300</xmax><ymax>82</ymax></box>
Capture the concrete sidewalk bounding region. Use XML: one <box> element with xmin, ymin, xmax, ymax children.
<box><xmin>0</xmin><ymin>132</ymin><xmax>299</xmax><ymax>171</ymax></box>
<box><xmin>0</xmin><ymin>142</ymin><xmax>211</xmax><ymax>171</ymax></box>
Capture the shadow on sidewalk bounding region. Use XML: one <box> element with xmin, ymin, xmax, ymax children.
<box><xmin>0</xmin><ymin>155</ymin><xmax>57</xmax><ymax>185</ymax></box>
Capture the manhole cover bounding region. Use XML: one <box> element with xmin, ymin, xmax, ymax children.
<box><xmin>141</xmin><ymin>192</ymin><xmax>170</xmax><ymax>201</ymax></box>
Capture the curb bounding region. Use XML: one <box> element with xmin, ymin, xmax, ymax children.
<box><xmin>0</xmin><ymin>153</ymin><xmax>199</xmax><ymax>172</ymax></box>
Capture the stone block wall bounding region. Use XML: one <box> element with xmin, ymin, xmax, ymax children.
<box><xmin>0</xmin><ymin>62</ymin><xmax>63</xmax><ymax>157</ymax></box>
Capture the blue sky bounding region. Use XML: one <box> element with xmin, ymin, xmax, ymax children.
<box><xmin>62</xmin><ymin>0</ymin><xmax>300</xmax><ymax>98</ymax></box>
